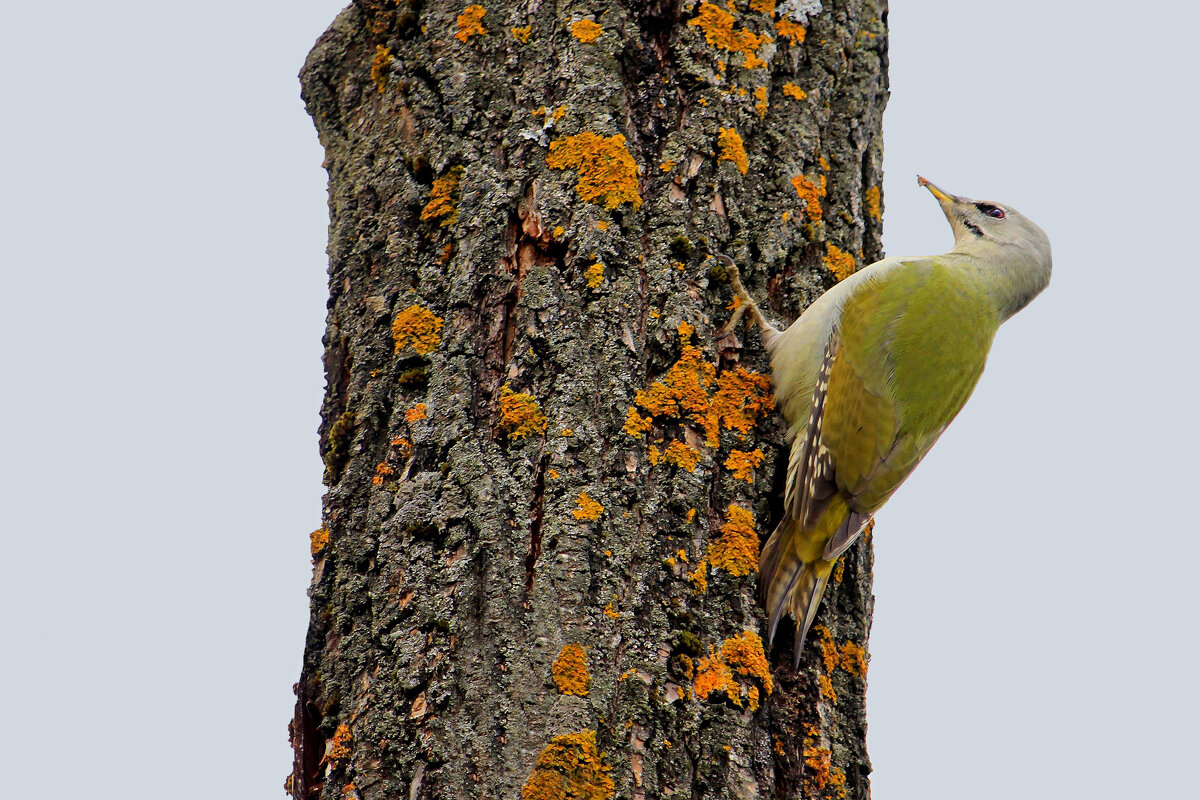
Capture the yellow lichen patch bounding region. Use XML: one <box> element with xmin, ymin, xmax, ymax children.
<box><xmin>660</xmin><ymin>159</ymin><xmax>675</xmax><ymax>172</ymax></box>
<box><xmin>791</xmin><ymin>173</ymin><xmax>826</xmax><ymax>221</ymax></box>
<box><xmin>782</xmin><ymin>81</ymin><xmax>807</xmax><ymax>100</ymax></box>
<box><xmin>754</xmin><ymin>86</ymin><xmax>768</xmax><ymax>118</ymax></box>
<box><xmin>546</xmin><ymin>132</ymin><xmax>642</xmax><ymax>210</ymax></box>
<box><xmin>499</xmin><ymin>383</ymin><xmax>548</xmax><ymax>439</ymax></box>
<box><xmin>585</xmin><ymin>261</ymin><xmax>604</xmax><ymax>289</ymax></box>
<box><xmin>706</xmin><ymin>367</ymin><xmax>774</xmax><ymax>446</ymax></box>
<box><xmin>392</xmin><ymin>305</ymin><xmax>444</xmax><ymax>355</ymax></box>
<box><xmin>547</xmin><ymin>468</ymin><xmax>559</xmax><ymax>480</ymax></box>
<box><xmin>511</xmin><ymin>25</ymin><xmax>532</xmax><ymax>43</ymax></box>
<box><xmin>749</xmin><ymin>0</ymin><xmax>775</xmax><ymax>12</ymax></box>
<box><xmin>803</xmin><ymin>739</ymin><xmax>832</xmax><ymax>793</ymax></box>
<box><xmin>663</xmin><ymin>440</ymin><xmax>702</xmax><ymax>472</ymax></box>
<box><xmin>570</xmin><ymin>19</ymin><xmax>603</xmax><ymax>43</ymax></box>
<box><xmin>832</xmin><ymin>557</ymin><xmax>846</xmax><ymax>583</ymax></box>
<box><xmin>572</xmin><ymin>492</ymin><xmax>604</xmax><ymax>521</ymax></box>
<box><xmin>865</xmin><ymin>185</ymin><xmax>881</xmax><ymax>221</ymax></box>
<box><xmin>693</xmin><ymin>649</ymin><xmax>739</xmax><ymax>705</ymax></box>
<box><xmin>603</xmin><ymin>601</ymin><xmax>619</xmax><ymax>619</ymax></box>
<box><xmin>824</xmin><ymin>243</ymin><xmax>856</xmax><ymax>282</ymax></box>
<box><xmin>453</xmin><ymin>4</ymin><xmax>487</xmax><ymax>42</ymax></box>
<box><xmin>811</xmin><ymin>624</ymin><xmax>839</xmax><ymax>674</ymax></box>
<box><xmin>839</xmin><ymin>641</ymin><xmax>867</xmax><ymax>677</ymax></box>
<box><xmin>551</xmin><ymin>644</ymin><xmax>591</xmax><ymax>696</ymax></box>
<box><xmin>553</xmin><ymin>225</ymin><xmax>565</xmax><ymax>237</ymax></box>
<box><xmin>694</xmin><ymin>631</ymin><xmax>774</xmax><ymax>706</ymax></box>
<box><xmin>310</xmin><ymin>527</ymin><xmax>329</xmax><ymax>557</ymax></box>
<box><xmin>372</xmin><ymin>462</ymin><xmax>395</xmax><ymax>486</ymax></box>
<box><xmin>370</xmin><ymin>45</ymin><xmax>392</xmax><ymax>93</ymax></box>
<box><xmin>623</xmin><ymin>407</ymin><xmax>653</xmax><ymax>437</ymax></box>
<box><xmin>688</xmin><ymin>3</ymin><xmax>772</xmax><ymax>69</ymax></box>
<box><xmin>520</xmin><ymin>730</ymin><xmax>614</xmax><ymax>800</ymax></box>
<box><xmin>405</xmin><ymin>403</ymin><xmax>428</xmax><ymax>423</ymax></box>
<box><xmin>391</xmin><ymin>436</ymin><xmax>412</xmax><ymax>458</ymax></box>
<box><xmin>595</xmin><ymin>220</ymin><xmax>608</xmax><ymax>231</ymax></box>
<box><xmin>686</xmin><ymin>559</ymin><xmax>708</xmax><ymax>595</ymax></box>
<box><xmin>819</xmin><ymin>155</ymin><xmax>830</xmax><ymax>170</ymax></box>
<box><xmin>818</xmin><ymin>673</ymin><xmax>837</xmax><ymax>702</ymax></box>
<box><xmin>647</xmin><ymin>445</ymin><xmax>662</xmax><ymax>465</ymax></box>
<box><xmin>420</xmin><ymin>166</ymin><xmax>464</xmax><ymax>227</ymax></box>
<box><xmin>633</xmin><ymin>334</ymin><xmax>715</xmax><ymax>424</ymax></box>
<box><xmin>685</xmin><ymin>508</ymin><xmax>697</xmax><ymax>523</ymax></box>
<box><xmin>327</xmin><ymin>724</ymin><xmax>352</xmax><ymax>761</ymax></box>
<box><xmin>775</xmin><ymin>17</ymin><xmax>806</xmax><ymax>45</ymax></box>
<box><xmin>707</xmin><ymin>504</ymin><xmax>759</xmax><ymax>576</ymax></box>
<box><xmin>717</xmin><ymin>127</ymin><xmax>748</xmax><ymax>175</ymax></box>
<box><xmin>725</xmin><ymin>448</ymin><xmax>764</xmax><ymax>482</ymax></box>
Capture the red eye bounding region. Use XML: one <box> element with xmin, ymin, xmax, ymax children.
<box><xmin>985</xmin><ymin>207</ymin><xmax>1005</xmax><ymax>219</ymax></box>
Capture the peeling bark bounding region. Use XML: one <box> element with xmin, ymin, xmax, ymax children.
<box><xmin>291</xmin><ymin>1</ymin><xmax>889</xmax><ymax>798</ymax></box>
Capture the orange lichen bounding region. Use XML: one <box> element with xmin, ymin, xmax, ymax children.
<box><xmin>818</xmin><ymin>673</ymin><xmax>837</xmax><ymax>702</ymax></box>
<box><xmin>310</xmin><ymin>527</ymin><xmax>329</xmax><ymax>557</ymax></box>
<box><xmin>725</xmin><ymin>448</ymin><xmax>764</xmax><ymax>482</ymax></box>
<box><xmin>865</xmin><ymin>185</ymin><xmax>881</xmax><ymax>221</ymax></box>
<box><xmin>840</xmin><ymin>641</ymin><xmax>867</xmax><ymax>676</ymax></box>
<box><xmin>792</xmin><ymin>173</ymin><xmax>826</xmax><ymax>221</ymax></box>
<box><xmin>708</xmin><ymin>504</ymin><xmax>759</xmax><ymax>576</ymax></box>
<box><xmin>803</xmin><ymin>739</ymin><xmax>832</xmax><ymax>792</ymax></box>
<box><xmin>811</xmin><ymin>624</ymin><xmax>839</xmax><ymax>674</ymax></box>
<box><xmin>327</xmin><ymin>724</ymin><xmax>352</xmax><ymax>761</ymax></box>
<box><xmin>547</xmin><ymin>468</ymin><xmax>559</xmax><ymax>479</ymax></box>
<box><xmin>420</xmin><ymin>166</ymin><xmax>464</xmax><ymax>227</ymax></box>
<box><xmin>392</xmin><ymin>305</ymin><xmax>444</xmax><ymax>355</ymax></box>
<box><xmin>749</xmin><ymin>0</ymin><xmax>775</xmax><ymax>12</ymax></box>
<box><xmin>595</xmin><ymin>220</ymin><xmax>608</xmax><ymax>231</ymax></box>
<box><xmin>824</xmin><ymin>243</ymin><xmax>856</xmax><ymax>282</ymax></box>
<box><xmin>754</xmin><ymin>86</ymin><xmax>768</xmax><ymax>118</ymax></box>
<box><xmin>775</xmin><ymin>17</ymin><xmax>806</xmax><ymax>45</ymax></box>
<box><xmin>659</xmin><ymin>159</ymin><xmax>675</xmax><ymax>172</ymax></box>
<box><xmin>706</xmin><ymin>368</ymin><xmax>774</xmax><ymax>446</ymax></box>
<box><xmin>553</xmin><ymin>225</ymin><xmax>565</xmax><ymax>237</ymax></box>
<box><xmin>623</xmin><ymin>407</ymin><xmax>653</xmax><ymax>437</ymax></box>
<box><xmin>405</xmin><ymin>403</ymin><xmax>428</xmax><ymax>423</ymax></box>
<box><xmin>686</xmin><ymin>559</ymin><xmax>708</xmax><ymax>595</ymax></box>
<box><xmin>832</xmin><ymin>557</ymin><xmax>846</xmax><ymax>583</ymax></box>
<box><xmin>688</xmin><ymin>3</ymin><xmax>772</xmax><ymax>69</ymax></box>
<box><xmin>694</xmin><ymin>631</ymin><xmax>773</xmax><ymax>705</ymax></box>
<box><xmin>570</xmin><ymin>19</ymin><xmax>603</xmax><ymax>43</ymax></box>
<box><xmin>632</xmin><ymin>332</ymin><xmax>715</xmax><ymax>424</ymax></box>
<box><xmin>511</xmin><ymin>25</ymin><xmax>532</xmax><ymax>43</ymax></box>
<box><xmin>561</xmin><ymin>428</ymin><xmax>574</xmax><ymax>436</ymax></box>
<box><xmin>499</xmin><ymin>384</ymin><xmax>548</xmax><ymax>439</ymax></box>
<box><xmin>647</xmin><ymin>445</ymin><xmax>662</xmax><ymax>465</ymax></box>
<box><xmin>685</xmin><ymin>508</ymin><xmax>697</xmax><ymax>523</ymax></box>
<box><xmin>546</xmin><ymin>132</ymin><xmax>642</xmax><ymax>210</ymax></box>
<box><xmin>551</xmin><ymin>644</ymin><xmax>591</xmax><ymax>696</ymax></box>
<box><xmin>453</xmin><ymin>4</ymin><xmax>487</xmax><ymax>43</ymax></box>
<box><xmin>372</xmin><ymin>461</ymin><xmax>395</xmax><ymax>486</ymax></box>
<box><xmin>391</xmin><ymin>436</ymin><xmax>412</xmax><ymax>458</ymax></box>
<box><xmin>693</xmin><ymin>650</ymin><xmax>738</xmax><ymax>704</ymax></box>
<box><xmin>370</xmin><ymin>45</ymin><xmax>392</xmax><ymax>93</ymax></box>
<box><xmin>603</xmin><ymin>601</ymin><xmax>619</xmax><ymax>619</ymax></box>
<box><xmin>662</xmin><ymin>440</ymin><xmax>702</xmax><ymax>472</ymax></box>
<box><xmin>782</xmin><ymin>81</ymin><xmax>807</xmax><ymax>100</ymax></box>
<box><xmin>585</xmin><ymin>261</ymin><xmax>604</xmax><ymax>289</ymax></box>
<box><xmin>717</xmin><ymin>127</ymin><xmax>748</xmax><ymax>175</ymax></box>
<box><xmin>572</xmin><ymin>492</ymin><xmax>604</xmax><ymax>521</ymax></box>
<box><xmin>520</xmin><ymin>730</ymin><xmax>614</xmax><ymax>800</ymax></box>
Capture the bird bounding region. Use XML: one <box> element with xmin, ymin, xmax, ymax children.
<box><xmin>719</xmin><ymin>176</ymin><xmax>1052</xmax><ymax>667</ymax></box>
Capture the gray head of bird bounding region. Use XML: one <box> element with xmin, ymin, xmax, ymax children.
<box><xmin>917</xmin><ymin>175</ymin><xmax>1053</xmax><ymax>316</ymax></box>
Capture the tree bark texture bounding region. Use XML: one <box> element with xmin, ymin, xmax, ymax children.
<box><xmin>291</xmin><ymin>1</ymin><xmax>888</xmax><ymax>798</ymax></box>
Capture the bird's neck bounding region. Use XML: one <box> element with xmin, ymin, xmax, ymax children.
<box><xmin>950</xmin><ymin>242</ymin><xmax>1051</xmax><ymax>322</ymax></box>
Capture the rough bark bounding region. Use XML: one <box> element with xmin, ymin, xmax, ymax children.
<box><xmin>290</xmin><ymin>2</ymin><xmax>888</xmax><ymax>799</ymax></box>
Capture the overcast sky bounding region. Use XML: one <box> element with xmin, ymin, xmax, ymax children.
<box><xmin>2</xmin><ymin>2</ymin><xmax>1196</xmax><ymax>798</ymax></box>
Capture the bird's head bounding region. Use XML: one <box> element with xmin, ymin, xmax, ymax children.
<box><xmin>917</xmin><ymin>176</ymin><xmax>1051</xmax><ymax>267</ymax></box>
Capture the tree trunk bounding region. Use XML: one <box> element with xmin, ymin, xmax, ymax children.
<box><xmin>290</xmin><ymin>1</ymin><xmax>888</xmax><ymax>798</ymax></box>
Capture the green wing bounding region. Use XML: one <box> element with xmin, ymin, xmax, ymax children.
<box><xmin>799</xmin><ymin>258</ymin><xmax>1000</xmax><ymax>527</ymax></box>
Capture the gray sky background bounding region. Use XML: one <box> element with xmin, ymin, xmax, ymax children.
<box><xmin>1</xmin><ymin>1</ymin><xmax>1195</xmax><ymax>797</ymax></box>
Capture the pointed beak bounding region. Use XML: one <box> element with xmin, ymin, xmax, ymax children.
<box><xmin>917</xmin><ymin>175</ymin><xmax>958</xmax><ymax>206</ymax></box>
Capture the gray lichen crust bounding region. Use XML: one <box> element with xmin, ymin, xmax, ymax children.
<box><xmin>291</xmin><ymin>2</ymin><xmax>888</xmax><ymax>799</ymax></box>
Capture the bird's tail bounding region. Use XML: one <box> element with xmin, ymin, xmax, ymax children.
<box><xmin>760</xmin><ymin>519</ymin><xmax>835</xmax><ymax>668</ymax></box>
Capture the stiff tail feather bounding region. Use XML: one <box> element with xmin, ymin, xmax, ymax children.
<box><xmin>760</xmin><ymin>521</ymin><xmax>835</xmax><ymax>668</ymax></box>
